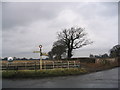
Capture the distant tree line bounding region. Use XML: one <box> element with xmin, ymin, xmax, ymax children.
<box><xmin>89</xmin><ymin>53</ymin><xmax>109</xmax><ymax>58</ymax></box>
<box><xmin>89</xmin><ymin>44</ymin><xmax>120</xmax><ymax>58</ymax></box>
<box><xmin>2</xmin><ymin>57</ymin><xmax>40</xmax><ymax>61</ymax></box>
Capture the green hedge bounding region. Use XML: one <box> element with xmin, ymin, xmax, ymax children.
<box><xmin>2</xmin><ymin>68</ymin><xmax>87</xmax><ymax>78</ymax></box>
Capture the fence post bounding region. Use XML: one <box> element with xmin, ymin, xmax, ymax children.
<box><xmin>61</xmin><ymin>61</ymin><xmax>62</xmax><ymax>69</ymax></box>
<box><xmin>68</xmin><ymin>61</ymin><xmax>69</xmax><ymax>69</ymax></box>
<box><xmin>24</xmin><ymin>62</ymin><xmax>25</xmax><ymax>70</ymax></box>
<box><xmin>34</xmin><ymin>62</ymin><xmax>36</xmax><ymax>70</ymax></box>
<box><xmin>74</xmin><ymin>61</ymin><xmax>75</xmax><ymax>68</ymax></box>
<box><xmin>25</xmin><ymin>62</ymin><xmax>26</xmax><ymax>70</ymax></box>
<box><xmin>6</xmin><ymin>63</ymin><xmax>8</xmax><ymax>70</ymax></box>
<box><xmin>53</xmin><ymin>61</ymin><xmax>54</xmax><ymax>69</ymax></box>
<box><xmin>16</xmin><ymin>62</ymin><xmax>18</xmax><ymax>70</ymax></box>
<box><xmin>7</xmin><ymin>63</ymin><xmax>9</xmax><ymax>70</ymax></box>
<box><xmin>79</xmin><ymin>62</ymin><xmax>81</xmax><ymax>68</ymax></box>
<box><xmin>43</xmin><ymin>61</ymin><xmax>46</xmax><ymax>70</ymax></box>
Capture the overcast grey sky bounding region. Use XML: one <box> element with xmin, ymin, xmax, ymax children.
<box><xmin>2</xmin><ymin>2</ymin><xmax>118</xmax><ymax>58</ymax></box>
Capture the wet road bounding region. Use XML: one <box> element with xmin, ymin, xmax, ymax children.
<box><xmin>2</xmin><ymin>67</ymin><xmax>119</xmax><ymax>88</ymax></box>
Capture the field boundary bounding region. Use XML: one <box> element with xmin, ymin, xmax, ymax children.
<box><xmin>1</xmin><ymin>60</ymin><xmax>81</xmax><ymax>70</ymax></box>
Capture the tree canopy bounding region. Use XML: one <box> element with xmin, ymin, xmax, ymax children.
<box><xmin>57</xmin><ymin>27</ymin><xmax>93</xmax><ymax>59</ymax></box>
<box><xmin>110</xmin><ymin>44</ymin><xmax>120</xmax><ymax>57</ymax></box>
<box><xmin>48</xmin><ymin>40</ymin><xmax>67</xmax><ymax>60</ymax></box>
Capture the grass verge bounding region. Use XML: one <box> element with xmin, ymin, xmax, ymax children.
<box><xmin>2</xmin><ymin>68</ymin><xmax>87</xmax><ymax>79</ymax></box>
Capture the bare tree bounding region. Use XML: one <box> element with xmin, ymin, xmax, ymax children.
<box><xmin>58</xmin><ymin>27</ymin><xmax>93</xmax><ymax>59</ymax></box>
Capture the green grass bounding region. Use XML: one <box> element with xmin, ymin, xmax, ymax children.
<box><xmin>2</xmin><ymin>68</ymin><xmax>88</xmax><ymax>78</ymax></box>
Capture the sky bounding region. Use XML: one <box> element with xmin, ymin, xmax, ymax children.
<box><xmin>1</xmin><ymin>2</ymin><xmax>118</xmax><ymax>58</ymax></box>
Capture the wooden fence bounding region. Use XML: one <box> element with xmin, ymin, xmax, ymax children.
<box><xmin>1</xmin><ymin>61</ymin><xmax>80</xmax><ymax>70</ymax></box>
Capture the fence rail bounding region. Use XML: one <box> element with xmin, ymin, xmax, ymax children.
<box><xmin>1</xmin><ymin>61</ymin><xmax>80</xmax><ymax>70</ymax></box>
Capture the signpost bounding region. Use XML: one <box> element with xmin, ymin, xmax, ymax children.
<box><xmin>33</xmin><ymin>51</ymin><xmax>48</xmax><ymax>56</ymax></box>
<box><xmin>39</xmin><ymin>45</ymin><xmax>42</xmax><ymax>70</ymax></box>
<box><xmin>33</xmin><ymin>45</ymin><xmax>48</xmax><ymax>70</ymax></box>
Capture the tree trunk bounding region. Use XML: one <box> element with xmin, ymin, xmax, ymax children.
<box><xmin>67</xmin><ymin>49</ymin><xmax>72</xmax><ymax>59</ymax></box>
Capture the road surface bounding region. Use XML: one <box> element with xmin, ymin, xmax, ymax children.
<box><xmin>2</xmin><ymin>67</ymin><xmax>119</xmax><ymax>88</ymax></box>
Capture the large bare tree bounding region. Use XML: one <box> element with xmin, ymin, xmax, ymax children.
<box><xmin>58</xmin><ymin>27</ymin><xmax>93</xmax><ymax>59</ymax></box>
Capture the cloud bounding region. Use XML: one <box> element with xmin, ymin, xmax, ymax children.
<box><xmin>2</xmin><ymin>2</ymin><xmax>118</xmax><ymax>58</ymax></box>
<box><xmin>2</xmin><ymin>2</ymin><xmax>67</xmax><ymax>29</ymax></box>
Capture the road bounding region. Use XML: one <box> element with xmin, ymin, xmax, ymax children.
<box><xmin>2</xmin><ymin>67</ymin><xmax>119</xmax><ymax>88</ymax></box>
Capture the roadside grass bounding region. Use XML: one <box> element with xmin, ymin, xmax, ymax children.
<box><xmin>2</xmin><ymin>68</ymin><xmax>87</xmax><ymax>78</ymax></box>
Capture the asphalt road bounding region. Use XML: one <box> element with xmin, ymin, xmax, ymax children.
<box><xmin>2</xmin><ymin>67</ymin><xmax>119</xmax><ymax>88</ymax></box>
